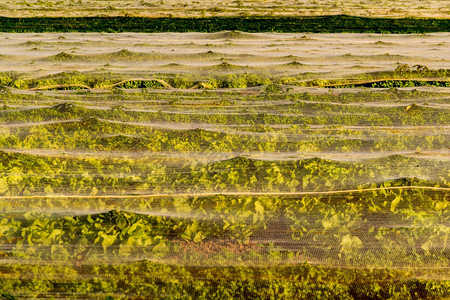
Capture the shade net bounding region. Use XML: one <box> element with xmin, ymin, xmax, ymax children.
<box><xmin>0</xmin><ymin>32</ymin><xmax>448</xmax><ymax>299</ymax></box>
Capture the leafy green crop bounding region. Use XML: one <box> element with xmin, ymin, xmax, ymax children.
<box><xmin>0</xmin><ymin>43</ymin><xmax>448</xmax><ymax>298</ymax></box>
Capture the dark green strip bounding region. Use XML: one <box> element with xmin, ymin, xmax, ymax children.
<box><xmin>328</xmin><ymin>80</ymin><xmax>450</xmax><ymax>88</ymax></box>
<box><xmin>0</xmin><ymin>15</ymin><xmax>449</xmax><ymax>33</ymax></box>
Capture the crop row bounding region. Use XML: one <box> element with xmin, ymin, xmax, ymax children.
<box><xmin>0</xmin><ymin>123</ymin><xmax>447</xmax><ymax>159</ymax></box>
<box><xmin>1</xmin><ymin>262</ymin><xmax>448</xmax><ymax>299</ymax></box>
<box><xmin>1</xmin><ymin>187</ymin><xmax>448</xmax><ymax>264</ymax></box>
<box><xmin>2</xmin><ymin>85</ymin><xmax>447</xmax><ymax>104</ymax></box>
<box><xmin>1</xmin><ymin>16</ymin><xmax>449</xmax><ymax>33</ymax></box>
<box><xmin>0</xmin><ymin>102</ymin><xmax>448</xmax><ymax>127</ymax></box>
<box><xmin>1</xmin><ymin>68</ymin><xmax>448</xmax><ymax>91</ymax></box>
<box><xmin>0</xmin><ymin>151</ymin><xmax>448</xmax><ymax>196</ymax></box>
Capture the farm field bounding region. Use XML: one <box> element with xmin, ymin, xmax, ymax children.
<box><xmin>1</xmin><ymin>0</ymin><xmax>449</xmax><ymax>18</ymax></box>
<box><xmin>0</xmin><ymin>32</ymin><xmax>449</xmax><ymax>298</ymax></box>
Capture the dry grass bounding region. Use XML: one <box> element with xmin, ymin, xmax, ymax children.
<box><xmin>1</xmin><ymin>0</ymin><xmax>448</xmax><ymax>18</ymax></box>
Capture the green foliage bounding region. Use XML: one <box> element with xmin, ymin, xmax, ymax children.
<box><xmin>0</xmin><ymin>16</ymin><xmax>448</xmax><ymax>33</ymax></box>
<box><xmin>0</xmin><ymin>150</ymin><xmax>448</xmax><ymax>197</ymax></box>
<box><xmin>264</xmin><ymin>83</ymin><xmax>284</xmax><ymax>93</ymax></box>
<box><xmin>0</xmin><ymin>73</ymin><xmax>448</xmax><ymax>298</ymax></box>
<box><xmin>0</xmin><ymin>262</ymin><xmax>447</xmax><ymax>299</ymax></box>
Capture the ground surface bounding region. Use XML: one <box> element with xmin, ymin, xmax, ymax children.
<box><xmin>1</xmin><ymin>0</ymin><xmax>448</xmax><ymax>18</ymax></box>
<box><xmin>1</xmin><ymin>32</ymin><xmax>448</xmax><ymax>80</ymax></box>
